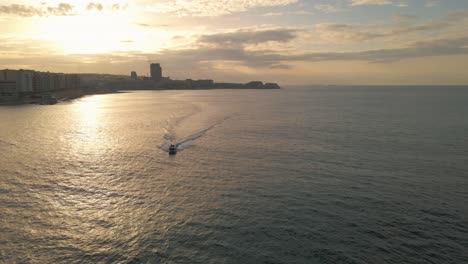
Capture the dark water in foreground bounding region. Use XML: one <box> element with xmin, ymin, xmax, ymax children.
<box><xmin>1</xmin><ymin>86</ymin><xmax>467</xmax><ymax>264</ymax></box>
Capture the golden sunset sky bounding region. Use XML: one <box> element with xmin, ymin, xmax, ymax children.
<box><xmin>1</xmin><ymin>0</ymin><xmax>468</xmax><ymax>84</ymax></box>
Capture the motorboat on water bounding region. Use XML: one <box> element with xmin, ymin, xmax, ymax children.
<box><xmin>169</xmin><ymin>144</ymin><xmax>177</xmax><ymax>155</ymax></box>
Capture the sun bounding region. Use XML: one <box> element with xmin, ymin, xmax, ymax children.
<box><xmin>26</xmin><ymin>1</ymin><xmax>184</xmax><ymax>56</ymax></box>
<box><xmin>37</xmin><ymin>8</ymin><xmax>141</xmax><ymax>54</ymax></box>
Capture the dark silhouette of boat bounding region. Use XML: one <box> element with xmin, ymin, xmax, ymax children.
<box><xmin>169</xmin><ymin>144</ymin><xmax>177</xmax><ymax>155</ymax></box>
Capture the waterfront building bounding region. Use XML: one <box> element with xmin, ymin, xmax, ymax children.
<box><xmin>0</xmin><ymin>81</ymin><xmax>17</xmax><ymax>100</ymax></box>
<box><xmin>33</xmin><ymin>72</ymin><xmax>54</xmax><ymax>92</ymax></box>
<box><xmin>32</xmin><ymin>72</ymin><xmax>41</xmax><ymax>92</ymax></box>
<box><xmin>17</xmin><ymin>70</ymin><xmax>34</xmax><ymax>93</ymax></box>
<box><xmin>0</xmin><ymin>69</ymin><xmax>17</xmax><ymax>81</ymax></box>
<box><xmin>0</xmin><ymin>69</ymin><xmax>34</xmax><ymax>93</ymax></box>
<box><xmin>65</xmin><ymin>74</ymin><xmax>80</xmax><ymax>89</ymax></box>
<box><xmin>55</xmin><ymin>74</ymin><xmax>66</xmax><ymax>90</ymax></box>
<box><xmin>131</xmin><ymin>71</ymin><xmax>138</xmax><ymax>80</ymax></box>
<box><xmin>150</xmin><ymin>63</ymin><xmax>162</xmax><ymax>82</ymax></box>
<box><xmin>195</xmin><ymin>79</ymin><xmax>214</xmax><ymax>88</ymax></box>
<box><xmin>41</xmin><ymin>73</ymin><xmax>54</xmax><ymax>92</ymax></box>
<box><xmin>1</xmin><ymin>69</ymin><xmax>81</xmax><ymax>94</ymax></box>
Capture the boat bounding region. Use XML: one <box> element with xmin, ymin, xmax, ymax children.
<box><xmin>169</xmin><ymin>144</ymin><xmax>177</xmax><ymax>155</ymax></box>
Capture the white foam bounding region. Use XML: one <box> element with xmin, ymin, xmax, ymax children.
<box><xmin>161</xmin><ymin>114</ymin><xmax>237</xmax><ymax>153</ymax></box>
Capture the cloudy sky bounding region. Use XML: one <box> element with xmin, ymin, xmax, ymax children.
<box><xmin>1</xmin><ymin>0</ymin><xmax>468</xmax><ymax>84</ymax></box>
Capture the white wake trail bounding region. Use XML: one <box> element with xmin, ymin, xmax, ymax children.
<box><xmin>161</xmin><ymin>114</ymin><xmax>237</xmax><ymax>153</ymax></box>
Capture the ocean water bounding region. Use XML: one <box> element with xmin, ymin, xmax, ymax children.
<box><xmin>0</xmin><ymin>86</ymin><xmax>467</xmax><ymax>264</ymax></box>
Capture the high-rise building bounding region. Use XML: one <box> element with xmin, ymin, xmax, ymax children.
<box><xmin>0</xmin><ymin>69</ymin><xmax>17</xmax><ymax>81</ymax></box>
<box><xmin>65</xmin><ymin>74</ymin><xmax>80</xmax><ymax>90</ymax></box>
<box><xmin>150</xmin><ymin>63</ymin><xmax>162</xmax><ymax>82</ymax></box>
<box><xmin>17</xmin><ymin>70</ymin><xmax>34</xmax><ymax>93</ymax></box>
<box><xmin>131</xmin><ymin>71</ymin><xmax>138</xmax><ymax>80</ymax></box>
<box><xmin>0</xmin><ymin>81</ymin><xmax>17</xmax><ymax>99</ymax></box>
<box><xmin>0</xmin><ymin>69</ymin><xmax>34</xmax><ymax>93</ymax></box>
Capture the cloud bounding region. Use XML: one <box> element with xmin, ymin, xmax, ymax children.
<box><xmin>314</xmin><ymin>11</ymin><xmax>468</xmax><ymax>43</ymax></box>
<box><xmin>349</xmin><ymin>0</ymin><xmax>407</xmax><ymax>7</ymax></box>
<box><xmin>3</xmin><ymin>34</ymin><xmax>468</xmax><ymax>84</ymax></box>
<box><xmin>269</xmin><ymin>64</ymin><xmax>291</xmax><ymax>69</ymax></box>
<box><xmin>389</xmin><ymin>21</ymin><xmax>448</xmax><ymax>35</ymax></box>
<box><xmin>47</xmin><ymin>3</ymin><xmax>74</xmax><ymax>15</ymax></box>
<box><xmin>111</xmin><ymin>3</ymin><xmax>126</xmax><ymax>11</ymax></box>
<box><xmin>314</xmin><ymin>4</ymin><xmax>340</xmax><ymax>13</ymax></box>
<box><xmin>443</xmin><ymin>10</ymin><xmax>468</xmax><ymax>23</ymax></box>
<box><xmin>315</xmin><ymin>23</ymin><xmax>385</xmax><ymax>42</ymax></box>
<box><xmin>150</xmin><ymin>31</ymin><xmax>468</xmax><ymax>70</ymax></box>
<box><xmin>198</xmin><ymin>28</ymin><xmax>299</xmax><ymax>46</ymax></box>
<box><xmin>289</xmin><ymin>35</ymin><xmax>468</xmax><ymax>63</ymax></box>
<box><xmin>425</xmin><ymin>1</ymin><xmax>440</xmax><ymax>8</ymax></box>
<box><xmin>392</xmin><ymin>14</ymin><xmax>418</xmax><ymax>24</ymax></box>
<box><xmin>0</xmin><ymin>3</ymin><xmax>74</xmax><ymax>17</ymax></box>
<box><xmin>145</xmin><ymin>0</ymin><xmax>299</xmax><ymax>16</ymax></box>
<box><xmin>394</xmin><ymin>11</ymin><xmax>468</xmax><ymax>33</ymax></box>
<box><xmin>262</xmin><ymin>12</ymin><xmax>283</xmax><ymax>16</ymax></box>
<box><xmin>289</xmin><ymin>10</ymin><xmax>314</xmax><ymax>15</ymax></box>
<box><xmin>87</xmin><ymin>3</ymin><xmax>103</xmax><ymax>11</ymax></box>
<box><xmin>350</xmin><ymin>0</ymin><xmax>393</xmax><ymax>6</ymax></box>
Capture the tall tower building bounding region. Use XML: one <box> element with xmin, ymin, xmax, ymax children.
<box><xmin>131</xmin><ymin>71</ymin><xmax>138</xmax><ymax>80</ymax></box>
<box><xmin>150</xmin><ymin>63</ymin><xmax>162</xmax><ymax>82</ymax></box>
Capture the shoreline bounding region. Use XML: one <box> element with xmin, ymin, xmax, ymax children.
<box><xmin>0</xmin><ymin>87</ymin><xmax>120</xmax><ymax>106</ymax></box>
<box><xmin>0</xmin><ymin>86</ymin><xmax>279</xmax><ymax>106</ymax></box>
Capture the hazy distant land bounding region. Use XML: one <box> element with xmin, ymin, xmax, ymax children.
<box><xmin>0</xmin><ymin>69</ymin><xmax>280</xmax><ymax>105</ymax></box>
<box><xmin>80</xmin><ymin>73</ymin><xmax>281</xmax><ymax>91</ymax></box>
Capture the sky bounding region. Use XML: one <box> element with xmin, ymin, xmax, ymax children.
<box><xmin>1</xmin><ymin>0</ymin><xmax>468</xmax><ymax>85</ymax></box>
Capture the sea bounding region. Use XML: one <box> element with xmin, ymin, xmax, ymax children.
<box><xmin>0</xmin><ymin>86</ymin><xmax>467</xmax><ymax>264</ymax></box>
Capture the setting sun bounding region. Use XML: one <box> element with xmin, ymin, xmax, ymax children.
<box><xmin>37</xmin><ymin>10</ymin><xmax>140</xmax><ymax>54</ymax></box>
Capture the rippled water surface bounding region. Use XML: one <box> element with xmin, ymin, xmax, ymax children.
<box><xmin>1</xmin><ymin>87</ymin><xmax>467</xmax><ymax>263</ymax></box>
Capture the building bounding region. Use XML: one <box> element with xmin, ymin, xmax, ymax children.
<box><xmin>195</xmin><ymin>79</ymin><xmax>214</xmax><ymax>88</ymax></box>
<box><xmin>41</xmin><ymin>73</ymin><xmax>54</xmax><ymax>92</ymax></box>
<box><xmin>33</xmin><ymin>72</ymin><xmax>54</xmax><ymax>92</ymax></box>
<box><xmin>65</xmin><ymin>74</ymin><xmax>80</xmax><ymax>90</ymax></box>
<box><xmin>54</xmin><ymin>74</ymin><xmax>66</xmax><ymax>90</ymax></box>
<box><xmin>0</xmin><ymin>69</ymin><xmax>34</xmax><ymax>94</ymax></box>
<box><xmin>32</xmin><ymin>72</ymin><xmax>41</xmax><ymax>92</ymax></box>
<box><xmin>0</xmin><ymin>81</ymin><xmax>17</xmax><ymax>100</ymax></box>
<box><xmin>0</xmin><ymin>69</ymin><xmax>17</xmax><ymax>81</ymax></box>
<box><xmin>131</xmin><ymin>71</ymin><xmax>138</xmax><ymax>80</ymax></box>
<box><xmin>1</xmin><ymin>69</ymin><xmax>81</xmax><ymax>95</ymax></box>
<box><xmin>17</xmin><ymin>70</ymin><xmax>34</xmax><ymax>93</ymax></box>
<box><xmin>150</xmin><ymin>63</ymin><xmax>162</xmax><ymax>82</ymax></box>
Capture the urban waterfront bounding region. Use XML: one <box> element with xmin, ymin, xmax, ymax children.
<box><xmin>1</xmin><ymin>87</ymin><xmax>467</xmax><ymax>263</ymax></box>
<box><xmin>0</xmin><ymin>63</ymin><xmax>279</xmax><ymax>105</ymax></box>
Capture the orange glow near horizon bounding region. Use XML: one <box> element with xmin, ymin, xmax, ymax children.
<box><xmin>35</xmin><ymin>8</ymin><xmax>167</xmax><ymax>54</ymax></box>
<box><xmin>37</xmin><ymin>12</ymin><xmax>133</xmax><ymax>54</ymax></box>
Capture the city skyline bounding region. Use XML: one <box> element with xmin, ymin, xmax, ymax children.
<box><xmin>1</xmin><ymin>0</ymin><xmax>468</xmax><ymax>85</ymax></box>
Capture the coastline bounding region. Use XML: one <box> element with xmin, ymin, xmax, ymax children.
<box><xmin>0</xmin><ymin>87</ymin><xmax>120</xmax><ymax>106</ymax></box>
<box><xmin>0</xmin><ymin>86</ymin><xmax>280</xmax><ymax>106</ymax></box>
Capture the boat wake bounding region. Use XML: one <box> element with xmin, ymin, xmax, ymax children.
<box><xmin>162</xmin><ymin>115</ymin><xmax>236</xmax><ymax>153</ymax></box>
